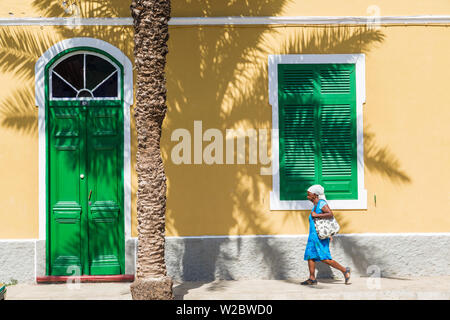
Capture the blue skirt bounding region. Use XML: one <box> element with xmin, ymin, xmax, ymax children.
<box><xmin>304</xmin><ymin>214</ymin><xmax>332</xmax><ymax>261</ymax></box>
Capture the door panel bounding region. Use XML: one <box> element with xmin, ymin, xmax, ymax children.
<box><xmin>49</xmin><ymin>107</ymin><xmax>86</xmax><ymax>276</ymax></box>
<box><xmin>48</xmin><ymin>105</ymin><xmax>124</xmax><ymax>276</ymax></box>
<box><xmin>87</xmin><ymin>107</ymin><xmax>123</xmax><ymax>275</ymax></box>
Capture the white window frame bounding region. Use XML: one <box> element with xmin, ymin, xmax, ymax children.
<box><xmin>268</xmin><ymin>54</ymin><xmax>367</xmax><ymax>210</ymax></box>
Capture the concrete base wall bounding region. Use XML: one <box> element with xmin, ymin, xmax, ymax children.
<box><xmin>165</xmin><ymin>234</ymin><xmax>450</xmax><ymax>281</ymax></box>
<box><xmin>0</xmin><ymin>240</ymin><xmax>36</xmax><ymax>283</ymax></box>
<box><xmin>1</xmin><ymin>234</ymin><xmax>449</xmax><ymax>283</ymax></box>
<box><xmin>0</xmin><ymin>239</ymin><xmax>137</xmax><ymax>283</ymax></box>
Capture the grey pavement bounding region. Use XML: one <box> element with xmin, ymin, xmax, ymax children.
<box><xmin>4</xmin><ymin>276</ymin><xmax>450</xmax><ymax>300</ymax></box>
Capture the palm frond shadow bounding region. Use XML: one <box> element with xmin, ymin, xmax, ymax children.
<box><xmin>0</xmin><ymin>0</ymin><xmax>411</xmax><ymax>288</ymax></box>
<box><xmin>166</xmin><ymin>0</ymin><xmax>295</xmax><ymax>285</ymax></box>
<box><xmin>165</xmin><ymin>22</ymin><xmax>409</xmax><ymax>288</ymax></box>
<box><xmin>364</xmin><ymin>128</ymin><xmax>411</xmax><ymax>184</ymax></box>
<box><xmin>31</xmin><ymin>0</ymin><xmax>66</xmax><ymax>17</ymax></box>
<box><xmin>0</xmin><ymin>2</ymin><xmax>134</xmax><ymax>183</ymax></box>
<box><xmin>31</xmin><ymin>0</ymin><xmax>131</xmax><ymax>19</ymax></box>
<box><xmin>0</xmin><ymin>27</ymin><xmax>58</xmax><ymax>82</ymax></box>
<box><xmin>282</xmin><ymin>26</ymin><xmax>385</xmax><ymax>54</ymax></box>
<box><xmin>0</xmin><ymin>86</ymin><xmax>38</xmax><ymax>136</ymax></box>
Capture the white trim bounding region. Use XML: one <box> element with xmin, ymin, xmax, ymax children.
<box><xmin>83</xmin><ymin>54</ymin><xmax>86</xmax><ymax>89</ymax></box>
<box><xmin>169</xmin><ymin>15</ymin><xmax>450</xmax><ymax>26</ymax></box>
<box><xmin>0</xmin><ymin>239</ymin><xmax>39</xmax><ymax>242</ymax></box>
<box><xmin>35</xmin><ymin>38</ymin><xmax>133</xmax><ymax>244</ymax></box>
<box><xmin>0</xmin><ymin>17</ymin><xmax>133</xmax><ymax>26</ymax></box>
<box><xmin>268</xmin><ymin>54</ymin><xmax>367</xmax><ymax>210</ymax></box>
<box><xmin>0</xmin><ymin>15</ymin><xmax>450</xmax><ymax>26</ymax></box>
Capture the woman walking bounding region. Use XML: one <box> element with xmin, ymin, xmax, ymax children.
<box><xmin>301</xmin><ymin>185</ymin><xmax>351</xmax><ymax>285</ymax></box>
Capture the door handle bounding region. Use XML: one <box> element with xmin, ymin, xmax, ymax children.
<box><xmin>88</xmin><ymin>190</ymin><xmax>93</xmax><ymax>206</ymax></box>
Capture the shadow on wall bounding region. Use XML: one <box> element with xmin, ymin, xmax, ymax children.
<box><xmin>364</xmin><ymin>127</ymin><xmax>411</xmax><ymax>184</ymax></box>
<box><xmin>0</xmin><ymin>1</ymin><xmax>137</xmax><ymax>276</ymax></box>
<box><xmin>0</xmin><ymin>0</ymin><xmax>413</xmax><ymax>282</ymax></box>
<box><xmin>0</xmin><ymin>26</ymin><xmax>133</xmax><ymax>179</ymax></box>
<box><xmin>0</xmin><ymin>26</ymin><xmax>59</xmax><ymax>137</ymax></box>
<box><xmin>0</xmin><ymin>0</ymin><xmax>134</xmax><ymax>139</ymax></box>
<box><xmin>31</xmin><ymin>0</ymin><xmax>293</xmax><ymax>18</ymax></box>
<box><xmin>0</xmin><ymin>2</ymin><xmax>135</xmax><ymax>197</ymax></box>
<box><xmin>164</xmin><ymin>7</ymin><xmax>413</xmax><ymax>282</ymax></box>
<box><xmin>31</xmin><ymin>0</ymin><xmax>131</xmax><ymax>19</ymax></box>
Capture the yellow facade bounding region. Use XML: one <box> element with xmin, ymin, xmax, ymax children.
<box><xmin>164</xmin><ymin>24</ymin><xmax>450</xmax><ymax>236</ymax></box>
<box><xmin>0</xmin><ymin>1</ymin><xmax>449</xmax><ymax>239</ymax></box>
<box><xmin>0</xmin><ymin>25</ymin><xmax>136</xmax><ymax>238</ymax></box>
<box><xmin>1</xmin><ymin>0</ymin><xmax>450</xmax><ymax>17</ymax></box>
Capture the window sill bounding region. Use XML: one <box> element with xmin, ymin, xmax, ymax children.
<box><xmin>269</xmin><ymin>190</ymin><xmax>367</xmax><ymax>210</ymax></box>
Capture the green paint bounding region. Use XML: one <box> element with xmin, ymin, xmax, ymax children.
<box><xmin>278</xmin><ymin>63</ymin><xmax>358</xmax><ymax>200</ymax></box>
<box><xmin>45</xmin><ymin>48</ymin><xmax>125</xmax><ymax>276</ymax></box>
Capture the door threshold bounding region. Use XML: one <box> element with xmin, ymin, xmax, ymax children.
<box><xmin>36</xmin><ymin>275</ymin><xmax>134</xmax><ymax>284</ymax></box>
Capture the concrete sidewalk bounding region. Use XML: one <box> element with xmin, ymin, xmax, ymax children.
<box><xmin>5</xmin><ymin>276</ymin><xmax>450</xmax><ymax>300</ymax></box>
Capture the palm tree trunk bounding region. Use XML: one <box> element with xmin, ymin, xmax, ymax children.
<box><xmin>129</xmin><ymin>0</ymin><xmax>173</xmax><ymax>300</ymax></box>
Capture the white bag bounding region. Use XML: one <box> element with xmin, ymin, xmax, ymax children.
<box><xmin>313</xmin><ymin>202</ymin><xmax>340</xmax><ymax>240</ymax></box>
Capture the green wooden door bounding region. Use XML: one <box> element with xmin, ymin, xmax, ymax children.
<box><xmin>48</xmin><ymin>104</ymin><xmax>124</xmax><ymax>276</ymax></box>
<box><xmin>46</xmin><ymin>49</ymin><xmax>125</xmax><ymax>276</ymax></box>
<box><xmin>86</xmin><ymin>106</ymin><xmax>124</xmax><ymax>275</ymax></box>
<box><xmin>48</xmin><ymin>106</ymin><xmax>86</xmax><ymax>275</ymax></box>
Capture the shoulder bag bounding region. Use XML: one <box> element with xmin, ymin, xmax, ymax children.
<box><xmin>313</xmin><ymin>202</ymin><xmax>340</xmax><ymax>240</ymax></box>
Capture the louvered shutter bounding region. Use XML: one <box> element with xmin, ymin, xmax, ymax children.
<box><xmin>278</xmin><ymin>64</ymin><xmax>318</xmax><ymax>200</ymax></box>
<box><xmin>318</xmin><ymin>65</ymin><xmax>358</xmax><ymax>199</ymax></box>
<box><xmin>278</xmin><ymin>64</ymin><xmax>358</xmax><ymax>201</ymax></box>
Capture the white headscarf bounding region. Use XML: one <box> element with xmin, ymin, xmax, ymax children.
<box><xmin>307</xmin><ymin>184</ymin><xmax>327</xmax><ymax>200</ymax></box>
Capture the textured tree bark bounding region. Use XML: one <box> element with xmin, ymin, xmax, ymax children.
<box><xmin>129</xmin><ymin>0</ymin><xmax>173</xmax><ymax>300</ymax></box>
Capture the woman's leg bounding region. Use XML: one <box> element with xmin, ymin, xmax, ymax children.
<box><xmin>308</xmin><ymin>259</ymin><xmax>316</xmax><ymax>280</ymax></box>
<box><xmin>321</xmin><ymin>259</ymin><xmax>346</xmax><ymax>274</ymax></box>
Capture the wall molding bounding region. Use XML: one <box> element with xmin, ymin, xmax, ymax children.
<box><xmin>0</xmin><ymin>15</ymin><xmax>449</xmax><ymax>26</ymax></box>
<box><xmin>169</xmin><ymin>15</ymin><xmax>450</xmax><ymax>26</ymax></box>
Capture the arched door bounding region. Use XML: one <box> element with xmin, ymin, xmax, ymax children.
<box><xmin>46</xmin><ymin>48</ymin><xmax>125</xmax><ymax>275</ymax></box>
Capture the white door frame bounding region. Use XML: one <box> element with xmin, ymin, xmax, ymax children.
<box><xmin>35</xmin><ymin>37</ymin><xmax>133</xmax><ymax>243</ymax></box>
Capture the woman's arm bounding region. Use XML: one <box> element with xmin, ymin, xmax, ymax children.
<box><xmin>311</xmin><ymin>204</ymin><xmax>334</xmax><ymax>219</ymax></box>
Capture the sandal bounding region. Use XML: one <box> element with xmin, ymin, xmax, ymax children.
<box><xmin>300</xmin><ymin>278</ymin><xmax>317</xmax><ymax>285</ymax></box>
<box><xmin>344</xmin><ymin>267</ymin><xmax>351</xmax><ymax>285</ymax></box>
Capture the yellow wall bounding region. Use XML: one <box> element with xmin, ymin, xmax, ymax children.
<box><xmin>0</xmin><ymin>25</ymin><xmax>138</xmax><ymax>238</ymax></box>
<box><xmin>0</xmin><ymin>1</ymin><xmax>449</xmax><ymax>238</ymax></box>
<box><xmin>163</xmin><ymin>24</ymin><xmax>450</xmax><ymax>236</ymax></box>
<box><xmin>1</xmin><ymin>0</ymin><xmax>450</xmax><ymax>17</ymax></box>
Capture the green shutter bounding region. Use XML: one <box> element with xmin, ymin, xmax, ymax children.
<box><xmin>278</xmin><ymin>63</ymin><xmax>358</xmax><ymax>200</ymax></box>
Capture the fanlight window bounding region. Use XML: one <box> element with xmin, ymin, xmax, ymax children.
<box><xmin>50</xmin><ymin>52</ymin><xmax>120</xmax><ymax>100</ymax></box>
